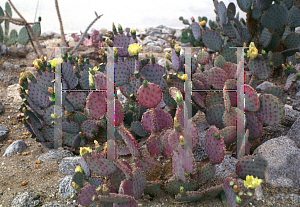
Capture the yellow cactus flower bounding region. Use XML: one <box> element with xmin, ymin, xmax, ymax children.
<box><xmin>75</xmin><ymin>166</ymin><xmax>84</xmax><ymax>173</ymax></box>
<box><xmin>33</xmin><ymin>59</ymin><xmax>42</xmax><ymax>69</ymax></box>
<box><xmin>49</xmin><ymin>58</ymin><xmax>63</xmax><ymax>68</ymax></box>
<box><xmin>244</xmin><ymin>175</ymin><xmax>263</xmax><ymax>189</ymax></box>
<box><xmin>178</xmin><ymin>74</ymin><xmax>187</xmax><ymax>81</ymax></box>
<box><xmin>247</xmin><ymin>42</ymin><xmax>258</xmax><ymax>59</ymax></box>
<box><xmin>79</xmin><ymin>147</ymin><xmax>92</xmax><ymax>157</ymax></box>
<box><xmin>199</xmin><ymin>20</ymin><xmax>206</xmax><ymax>26</ymax></box>
<box><xmin>128</xmin><ymin>43</ymin><xmax>142</xmax><ymax>56</ymax></box>
<box><xmin>25</xmin><ymin>90</ymin><xmax>28</xmax><ymax>95</ymax></box>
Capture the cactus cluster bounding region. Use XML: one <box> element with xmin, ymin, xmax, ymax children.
<box><xmin>0</xmin><ymin>1</ymin><xmax>41</xmax><ymax>47</ymax></box>
<box><xmin>18</xmin><ymin>11</ymin><xmax>287</xmax><ymax>206</ymax></box>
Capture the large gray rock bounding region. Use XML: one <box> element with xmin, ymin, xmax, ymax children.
<box><xmin>255</xmin><ymin>81</ymin><xmax>276</xmax><ymax>92</ymax></box>
<box><xmin>35</xmin><ymin>149</ymin><xmax>74</xmax><ymax>162</ymax></box>
<box><xmin>287</xmin><ymin>115</ymin><xmax>300</xmax><ymax>148</ymax></box>
<box><xmin>58</xmin><ymin>175</ymin><xmax>77</xmax><ymax>198</ymax></box>
<box><xmin>10</xmin><ymin>191</ymin><xmax>40</xmax><ymax>207</ymax></box>
<box><xmin>2</xmin><ymin>140</ymin><xmax>27</xmax><ymax>157</ymax></box>
<box><xmin>253</xmin><ymin>136</ymin><xmax>300</xmax><ymax>188</ymax></box>
<box><xmin>58</xmin><ymin>156</ymin><xmax>82</xmax><ymax>175</ymax></box>
<box><xmin>281</xmin><ymin>104</ymin><xmax>300</xmax><ymax>127</ymax></box>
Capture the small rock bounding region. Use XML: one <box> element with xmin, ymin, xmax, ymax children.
<box><xmin>0</xmin><ymin>124</ymin><xmax>9</xmax><ymax>142</ymax></box>
<box><xmin>35</xmin><ymin>149</ymin><xmax>74</xmax><ymax>162</ymax></box>
<box><xmin>2</xmin><ymin>62</ymin><xmax>14</xmax><ymax>70</ymax></box>
<box><xmin>143</xmin><ymin>45</ymin><xmax>162</xmax><ymax>53</ymax></box>
<box><xmin>10</xmin><ymin>191</ymin><xmax>40</xmax><ymax>207</ymax></box>
<box><xmin>2</xmin><ymin>140</ymin><xmax>27</xmax><ymax>157</ymax></box>
<box><xmin>53</xmin><ymin>33</ymin><xmax>61</xmax><ymax>39</ymax></box>
<box><xmin>7</xmin><ymin>47</ymin><xmax>28</xmax><ymax>58</ymax></box>
<box><xmin>174</xmin><ymin>29</ymin><xmax>183</xmax><ymax>40</ymax></box>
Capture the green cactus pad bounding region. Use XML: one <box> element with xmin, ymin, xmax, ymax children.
<box><xmin>66</xmin><ymin>92</ymin><xmax>87</xmax><ymax>111</ymax></box>
<box><xmin>237</xmin><ymin>0</ymin><xmax>252</xmax><ymax>12</ymax></box>
<box><xmin>214</xmin><ymin>55</ymin><xmax>226</xmax><ymax>69</ymax></box>
<box><xmin>252</xmin><ymin>6</ymin><xmax>262</xmax><ymax>19</ymax></box>
<box><xmin>165</xmin><ymin>177</ymin><xmax>197</xmax><ymax>195</ymax></box>
<box><xmin>86</xmin><ymin>92</ymin><xmax>106</xmax><ymax>120</ymax></box>
<box><xmin>0</xmin><ymin>6</ymin><xmax>4</xmax><ymax>24</ymax></box>
<box><xmin>73</xmin><ymin>112</ymin><xmax>87</xmax><ymax>126</ymax></box>
<box><xmin>80</xmin><ymin>120</ymin><xmax>98</xmax><ymax>139</ymax></box>
<box><xmin>144</xmin><ymin>181</ymin><xmax>165</xmax><ymax>196</ymax></box>
<box><xmin>255</xmin><ymin>94</ymin><xmax>285</xmax><ymax>125</ymax></box>
<box><xmin>204</xmin><ymin>125</ymin><xmax>225</xmax><ymax>164</ymax></box>
<box><xmin>262</xmin><ymin>3</ymin><xmax>288</xmax><ymax>30</ymax></box>
<box><xmin>86</xmin><ymin>154</ymin><xmax>117</xmax><ymax>176</ymax></box>
<box><xmin>17</xmin><ymin>26</ymin><xmax>29</xmax><ymax>45</ymax></box>
<box><xmin>191</xmin><ymin>22</ymin><xmax>201</xmax><ymax>41</ymax></box>
<box><xmin>27</xmin><ymin>81</ymin><xmax>52</xmax><ymax>108</ymax></box>
<box><xmin>245</xmin><ymin>111</ymin><xmax>263</xmax><ymax>140</ymax></box>
<box><xmin>218</xmin><ymin>1</ymin><xmax>228</xmax><ymax>25</ymax></box>
<box><xmin>31</xmin><ymin>23</ymin><xmax>41</xmax><ymax>38</ymax></box>
<box><xmin>207</xmin><ymin>67</ymin><xmax>227</xmax><ymax>89</ymax></box>
<box><xmin>97</xmin><ymin>193</ymin><xmax>135</xmax><ymax>203</ymax></box>
<box><xmin>175</xmin><ymin>191</ymin><xmax>204</xmax><ymax>202</ymax></box>
<box><xmin>259</xmin><ymin>27</ymin><xmax>272</xmax><ymax>48</ymax></box>
<box><xmin>7</xmin><ymin>29</ymin><xmax>17</xmax><ymax>46</ymax></box>
<box><xmin>117</xmin><ymin>125</ymin><xmax>142</xmax><ymax>157</ymax></box>
<box><xmin>140</xmin><ymin>63</ymin><xmax>167</xmax><ymax>90</ymax></box>
<box><xmin>77</xmin><ymin>185</ymin><xmax>98</xmax><ymax>206</ymax></box>
<box><xmin>249</xmin><ymin>55</ymin><xmax>273</xmax><ymax>80</ymax></box>
<box><xmin>202</xmin><ymin>30</ymin><xmax>223</xmax><ymax>52</ymax></box>
<box><xmin>260</xmin><ymin>86</ymin><xmax>287</xmax><ymax>104</ymax></box>
<box><xmin>192</xmin><ymin>92</ymin><xmax>205</xmax><ymax>108</ymax></box>
<box><xmin>132</xmin><ymin>167</ymin><xmax>146</xmax><ymax>199</ymax></box>
<box><xmin>244</xmin><ymin>84</ymin><xmax>260</xmax><ymax>112</ymax></box>
<box><xmin>197</xmin><ymin>50</ymin><xmax>210</xmax><ymax>65</ymax></box>
<box><xmin>198</xmin><ymin>163</ymin><xmax>216</xmax><ymax>184</ymax></box>
<box><xmin>146</xmin><ymin>133</ymin><xmax>162</xmax><ymax>156</ymax></box>
<box><xmin>131</xmin><ymin>121</ymin><xmax>148</xmax><ymax>137</ymax></box>
<box><xmin>287</xmin><ymin>6</ymin><xmax>300</xmax><ymax>27</ymax></box>
<box><xmin>227</xmin><ymin>2</ymin><xmax>236</xmax><ymax>20</ymax></box>
<box><xmin>220</xmin><ymin>126</ymin><xmax>237</xmax><ymax>146</ymax></box>
<box><xmin>205</xmin><ymin>92</ymin><xmax>224</xmax><ymax>108</ymax></box>
<box><xmin>205</xmin><ymin>104</ymin><xmax>225</xmax><ymax>129</ymax></box>
<box><xmin>79</xmin><ymin>70</ymin><xmax>89</xmax><ymax>90</ymax></box>
<box><xmin>223</xmin><ymin>107</ymin><xmax>245</xmax><ymax>127</ymax></box>
<box><xmin>0</xmin><ymin>25</ymin><xmax>3</xmax><ymax>43</ymax></box>
<box><xmin>284</xmin><ymin>32</ymin><xmax>300</xmax><ymax>50</ymax></box>
<box><xmin>235</xmin><ymin>154</ymin><xmax>268</xmax><ymax>180</ymax></box>
<box><xmin>220</xmin><ymin>42</ymin><xmax>239</xmax><ymax>64</ymax></box>
<box><xmin>222</xmin><ymin>21</ymin><xmax>237</xmax><ymax>39</ymax></box>
<box><xmin>163</xmin><ymin>90</ymin><xmax>177</xmax><ymax>109</ymax></box>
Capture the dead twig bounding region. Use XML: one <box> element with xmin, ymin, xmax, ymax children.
<box><xmin>70</xmin><ymin>12</ymin><xmax>103</xmax><ymax>56</ymax></box>
<box><xmin>5</xmin><ymin>0</ymin><xmax>44</xmax><ymax>57</ymax></box>
<box><xmin>55</xmin><ymin>0</ymin><xmax>67</xmax><ymax>54</ymax></box>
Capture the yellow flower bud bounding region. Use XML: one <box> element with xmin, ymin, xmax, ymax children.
<box><xmin>199</xmin><ymin>20</ymin><xmax>206</xmax><ymax>26</ymax></box>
